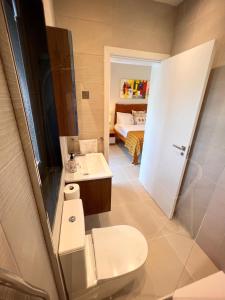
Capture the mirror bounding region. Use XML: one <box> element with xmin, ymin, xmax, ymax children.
<box><xmin>3</xmin><ymin>0</ymin><xmax>62</xmax><ymax>229</ymax></box>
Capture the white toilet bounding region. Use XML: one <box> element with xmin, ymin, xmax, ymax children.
<box><xmin>59</xmin><ymin>199</ymin><xmax>148</xmax><ymax>300</ymax></box>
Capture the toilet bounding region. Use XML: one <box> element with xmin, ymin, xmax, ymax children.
<box><xmin>59</xmin><ymin>199</ymin><xmax>148</xmax><ymax>300</ymax></box>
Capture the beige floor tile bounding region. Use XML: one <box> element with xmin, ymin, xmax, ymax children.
<box><xmin>111</xmin><ymin>268</ymin><xmax>156</xmax><ymax>300</ymax></box>
<box><xmin>109</xmin><ymin>278</ymin><xmax>156</xmax><ymax>300</ymax></box>
<box><xmin>160</xmin><ymin>218</ymin><xmax>192</xmax><ymax>238</ymax></box>
<box><xmin>165</xmin><ymin>233</ymin><xmax>195</xmax><ymax>265</ymax></box>
<box><xmin>144</xmin><ymin>237</ymin><xmax>191</xmax><ymax>298</ymax></box>
<box><xmin>175</xmin><ymin>267</ymin><xmax>194</xmax><ymax>290</ymax></box>
<box><xmin>86</xmin><ymin>144</ymin><xmax>219</xmax><ymax>299</ymax></box>
<box><xmin>185</xmin><ymin>243</ymin><xmax>219</xmax><ymax>281</ymax></box>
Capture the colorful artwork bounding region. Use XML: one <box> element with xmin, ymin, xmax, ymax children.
<box><xmin>120</xmin><ymin>79</ymin><xmax>149</xmax><ymax>99</ymax></box>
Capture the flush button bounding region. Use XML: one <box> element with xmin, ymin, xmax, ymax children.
<box><xmin>69</xmin><ymin>216</ymin><xmax>76</xmax><ymax>222</ymax></box>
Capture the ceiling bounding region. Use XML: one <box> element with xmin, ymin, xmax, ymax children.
<box><xmin>153</xmin><ymin>0</ymin><xmax>183</xmax><ymax>6</ymax></box>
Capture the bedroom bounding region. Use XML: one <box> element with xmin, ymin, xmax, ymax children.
<box><xmin>109</xmin><ymin>57</ymin><xmax>152</xmax><ymax>166</ymax></box>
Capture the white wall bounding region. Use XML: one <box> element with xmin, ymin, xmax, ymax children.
<box><xmin>110</xmin><ymin>63</ymin><xmax>151</xmax><ymax>128</ymax></box>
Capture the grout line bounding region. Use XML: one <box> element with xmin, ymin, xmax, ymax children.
<box><xmin>0</xmin><ymin>150</ymin><xmax>22</xmax><ymax>176</ymax></box>
<box><xmin>74</xmin><ymin>52</ymin><xmax>103</xmax><ymax>58</ymax></box>
<box><xmin>0</xmin><ymin>221</ymin><xmax>22</xmax><ymax>277</ymax></box>
<box><xmin>55</xmin><ymin>13</ymin><xmax>112</xmax><ymax>26</ymax></box>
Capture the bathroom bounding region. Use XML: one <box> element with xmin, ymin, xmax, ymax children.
<box><xmin>0</xmin><ymin>0</ymin><xmax>225</xmax><ymax>299</ymax></box>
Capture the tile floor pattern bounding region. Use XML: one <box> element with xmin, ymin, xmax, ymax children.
<box><xmin>85</xmin><ymin>143</ymin><xmax>218</xmax><ymax>300</ymax></box>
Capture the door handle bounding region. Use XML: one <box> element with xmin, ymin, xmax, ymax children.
<box><xmin>172</xmin><ymin>144</ymin><xmax>186</xmax><ymax>151</ymax></box>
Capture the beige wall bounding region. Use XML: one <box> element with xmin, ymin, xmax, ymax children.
<box><xmin>0</xmin><ymin>58</ymin><xmax>59</xmax><ymax>298</ymax></box>
<box><xmin>42</xmin><ymin>0</ymin><xmax>55</xmax><ymax>26</ymax></box>
<box><xmin>172</xmin><ymin>0</ymin><xmax>225</xmax><ymax>67</ymax></box>
<box><xmin>54</xmin><ymin>0</ymin><xmax>177</xmax><ymax>149</ymax></box>
<box><xmin>173</xmin><ymin>0</ymin><xmax>225</xmax><ymax>271</ymax></box>
<box><xmin>110</xmin><ymin>63</ymin><xmax>151</xmax><ymax>129</ymax></box>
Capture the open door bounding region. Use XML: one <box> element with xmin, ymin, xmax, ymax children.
<box><xmin>139</xmin><ymin>40</ymin><xmax>215</xmax><ymax>218</ymax></box>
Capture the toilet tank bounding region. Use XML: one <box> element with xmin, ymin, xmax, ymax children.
<box><xmin>59</xmin><ymin>199</ymin><xmax>86</xmax><ymax>295</ymax></box>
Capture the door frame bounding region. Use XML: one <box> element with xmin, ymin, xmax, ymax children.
<box><xmin>103</xmin><ymin>46</ymin><xmax>169</xmax><ymax>160</ymax></box>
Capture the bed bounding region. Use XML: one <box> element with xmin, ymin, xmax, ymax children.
<box><xmin>114</xmin><ymin>103</ymin><xmax>147</xmax><ymax>164</ymax></box>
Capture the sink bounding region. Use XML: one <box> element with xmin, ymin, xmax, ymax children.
<box><xmin>65</xmin><ymin>153</ymin><xmax>113</xmax><ymax>183</ymax></box>
<box><xmin>75</xmin><ymin>156</ymin><xmax>89</xmax><ymax>175</ymax></box>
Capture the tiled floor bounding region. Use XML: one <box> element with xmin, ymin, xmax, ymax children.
<box><xmin>85</xmin><ymin>143</ymin><xmax>218</xmax><ymax>299</ymax></box>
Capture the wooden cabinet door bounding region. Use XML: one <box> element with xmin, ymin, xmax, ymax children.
<box><xmin>77</xmin><ymin>178</ymin><xmax>112</xmax><ymax>215</ymax></box>
<box><xmin>46</xmin><ymin>26</ymin><xmax>78</xmax><ymax>136</ymax></box>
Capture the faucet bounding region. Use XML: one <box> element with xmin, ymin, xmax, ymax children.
<box><xmin>67</xmin><ymin>152</ymin><xmax>86</xmax><ymax>173</ymax></box>
<box><xmin>68</xmin><ymin>153</ymin><xmax>77</xmax><ymax>173</ymax></box>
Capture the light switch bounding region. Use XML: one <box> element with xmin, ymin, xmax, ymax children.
<box><xmin>82</xmin><ymin>91</ymin><xmax>90</xmax><ymax>99</ymax></box>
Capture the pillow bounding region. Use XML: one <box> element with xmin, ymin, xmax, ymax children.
<box><xmin>117</xmin><ymin>112</ymin><xmax>134</xmax><ymax>125</ymax></box>
<box><xmin>132</xmin><ymin>110</ymin><xmax>146</xmax><ymax>125</ymax></box>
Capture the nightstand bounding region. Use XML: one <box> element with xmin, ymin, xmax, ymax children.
<box><xmin>109</xmin><ymin>129</ymin><xmax>116</xmax><ymax>144</ymax></box>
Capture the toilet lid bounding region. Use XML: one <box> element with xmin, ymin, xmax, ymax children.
<box><xmin>92</xmin><ymin>225</ymin><xmax>148</xmax><ymax>280</ymax></box>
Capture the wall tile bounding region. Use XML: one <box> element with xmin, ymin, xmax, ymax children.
<box><xmin>0</xmin><ymin>71</ymin><xmax>22</xmax><ymax>171</ymax></box>
<box><xmin>172</xmin><ymin>0</ymin><xmax>225</xmax><ymax>68</ymax></box>
<box><xmin>176</xmin><ymin>65</ymin><xmax>225</xmax><ymax>263</ymax></box>
<box><xmin>55</xmin><ymin>0</ymin><xmax>113</xmax><ymax>24</ymax></box>
<box><xmin>112</xmin><ymin>0</ymin><xmax>156</xmax><ymax>32</ymax></box>
<box><xmin>196</xmin><ymin>184</ymin><xmax>225</xmax><ymax>265</ymax></box>
<box><xmin>111</xmin><ymin>0</ymin><xmax>176</xmax><ymax>35</ymax></box>
<box><xmin>56</xmin><ymin>15</ymin><xmax>112</xmax><ymax>55</ymax></box>
<box><xmin>0</xmin><ymin>223</ymin><xmax>19</xmax><ymax>274</ymax></box>
<box><xmin>54</xmin><ymin>0</ymin><xmax>176</xmax><ymax>146</ymax></box>
<box><xmin>173</xmin><ymin>0</ymin><xmax>225</xmax><ymax>272</ymax></box>
<box><xmin>175</xmin><ymin>0</ymin><xmax>201</xmax><ymax>30</ymax></box>
<box><xmin>74</xmin><ymin>54</ymin><xmax>104</xmax><ymax>84</ymax></box>
<box><xmin>76</xmin><ymin>81</ymin><xmax>104</xmax><ymax>103</ymax></box>
<box><xmin>0</xmin><ymin>57</ymin><xmax>59</xmax><ymax>299</ymax></box>
<box><xmin>76</xmin><ymin>81</ymin><xmax>104</xmax><ymax>139</ymax></box>
<box><xmin>43</xmin><ymin>0</ymin><xmax>55</xmax><ymax>26</ymax></box>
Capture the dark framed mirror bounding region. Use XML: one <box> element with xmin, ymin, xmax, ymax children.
<box><xmin>2</xmin><ymin>0</ymin><xmax>62</xmax><ymax>229</ymax></box>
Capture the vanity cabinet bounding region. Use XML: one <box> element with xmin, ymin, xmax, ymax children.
<box><xmin>76</xmin><ymin>178</ymin><xmax>112</xmax><ymax>216</ymax></box>
<box><xmin>46</xmin><ymin>26</ymin><xmax>78</xmax><ymax>136</ymax></box>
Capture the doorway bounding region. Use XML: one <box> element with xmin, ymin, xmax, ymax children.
<box><xmin>110</xmin><ymin>58</ymin><xmax>153</xmax><ymax>168</ymax></box>
<box><xmin>104</xmin><ymin>48</ymin><xmax>166</xmax><ymax>180</ymax></box>
<box><xmin>104</xmin><ymin>42</ymin><xmax>215</xmax><ymax>219</ymax></box>
<box><xmin>104</xmin><ymin>46</ymin><xmax>169</xmax><ymax>161</ymax></box>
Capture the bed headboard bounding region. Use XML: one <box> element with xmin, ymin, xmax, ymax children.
<box><xmin>114</xmin><ymin>103</ymin><xmax>147</xmax><ymax>124</ymax></box>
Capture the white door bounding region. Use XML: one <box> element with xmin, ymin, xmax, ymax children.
<box><xmin>139</xmin><ymin>40</ymin><xmax>215</xmax><ymax>218</ymax></box>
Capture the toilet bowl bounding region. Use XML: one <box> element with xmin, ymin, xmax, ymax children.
<box><xmin>59</xmin><ymin>199</ymin><xmax>148</xmax><ymax>300</ymax></box>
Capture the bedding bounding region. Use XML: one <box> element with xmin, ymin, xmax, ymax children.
<box><xmin>114</xmin><ymin>124</ymin><xmax>145</xmax><ymax>138</ymax></box>
<box><xmin>113</xmin><ymin>103</ymin><xmax>147</xmax><ymax>164</ymax></box>
<box><xmin>132</xmin><ymin>110</ymin><xmax>146</xmax><ymax>125</ymax></box>
<box><xmin>116</xmin><ymin>112</ymin><xmax>134</xmax><ymax>125</ymax></box>
<box><xmin>125</xmin><ymin>131</ymin><xmax>144</xmax><ymax>165</ymax></box>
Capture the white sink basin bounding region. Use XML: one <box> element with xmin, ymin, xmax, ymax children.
<box><xmin>65</xmin><ymin>153</ymin><xmax>113</xmax><ymax>183</ymax></box>
<box><xmin>75</xmin><ymin>156</ymin><xmax>89</xmax><ymax>175</ymax></box>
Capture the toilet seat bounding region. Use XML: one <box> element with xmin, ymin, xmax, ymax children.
<box><xmin>91</xmin><ymin>225</ymin><xmax>148</xmax><ymax>281</ymax></box>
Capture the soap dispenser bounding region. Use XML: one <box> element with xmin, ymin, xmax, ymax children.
<box><xmin>68</xmin><ymin>153</ymin><xmax>76</xmax><ymax>173</ymax></box>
